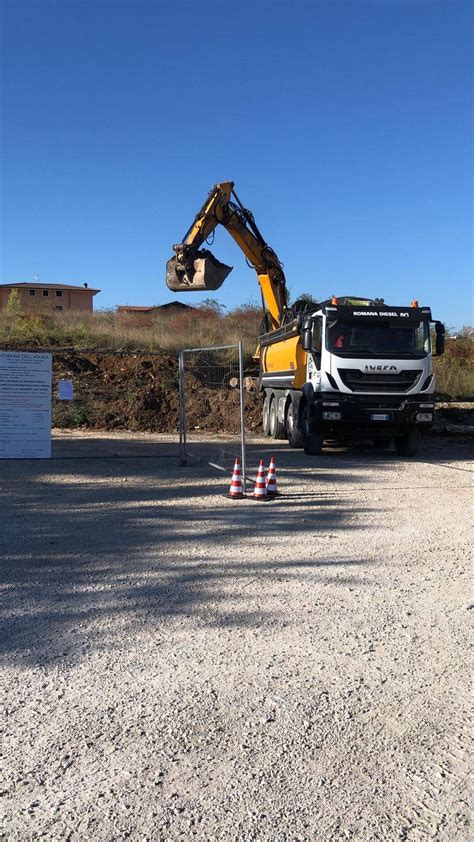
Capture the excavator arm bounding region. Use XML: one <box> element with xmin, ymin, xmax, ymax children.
<box><xmin>166</xmin><ymin>181</ymin><xmax>287</xmax><ymax>330</ymax></box>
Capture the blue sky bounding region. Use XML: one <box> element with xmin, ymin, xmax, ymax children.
<box><xmin>1</xmin><ymin>0</ymin><xmax>472</xmax><ymax>329</ymax></box>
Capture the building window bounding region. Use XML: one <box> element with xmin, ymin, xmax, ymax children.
<box><xmin>29</xmin><ymin>289</ymin><xmax>36</xmax><ymax>296</ymax></box>
<box><xmin>55</xmin><ymin>305</ymin><xmax>63</xmax><ymax>312</ymax></box>
<box><xmin>55</xmin><ymin>290</ymin><xmax>63</xmax><ymax>297</ymax></box>
<box><xmin>42</xmin><ymin>289</ymin><xmax>49</xmax><ymax>297</ymax></box>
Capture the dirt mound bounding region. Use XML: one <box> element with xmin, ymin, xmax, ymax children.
<box><xmin>51</xmin><ymin>351</ymin><xmax>262</xmax><ymax>433</ymax></box>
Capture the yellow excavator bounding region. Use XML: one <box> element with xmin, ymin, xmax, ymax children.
<box><xmin>166</xmin><ymin>181</ymin><xmax>443</xmax><ymax>457</ymax></box>
<box><xmin>166</xmin><ymin>180</ymin><xmax>287</xmax><ymax>333</ymax></box>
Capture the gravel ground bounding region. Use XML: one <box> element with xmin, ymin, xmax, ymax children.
<box><xmin>1</xmin><ymin>432</ymin><xmax>472</xmax><ymax>841</ymax></box>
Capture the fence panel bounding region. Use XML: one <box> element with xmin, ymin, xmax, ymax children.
<box><xmin>179</xmin><ymin>342</ymin><xmax>246</xmax><ymax>491</ymax></box>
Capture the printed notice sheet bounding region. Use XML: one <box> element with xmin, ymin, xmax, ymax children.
<box><xmin>58</xmin><ymin>379</ymin><xmax>74</xmax><ymax>400</ymax></box>
<box><xmin>0</xmin><ymin>351</ymin><xmax>52</xmax><ymax>458</ymax></box>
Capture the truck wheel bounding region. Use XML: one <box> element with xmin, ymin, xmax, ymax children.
<box><xmin>286</xmin><ymin>400</ymin><xmax>304</xmax><ymax>448</ymax></box>
<box><xmin>395</xmin><ymin>429</ymin><xmax>420</xmax><ymax>457</ymax></box>
<box><xmin>269</xmin><ymin>396</ymin><xmax>286</xmax><ymax>439</ymax></box>
<box><xmin>262</xmin><ymin>394</ymin><xmax>271</xmax><ymax>436</ymax></box>
<box><xmin>372</xmin><ymin>438</ymin><xmax>391</xmax><ymax>449</ymax></box>
<box><xmin>302</xmin><ymin>405</ymin><xmax>323</xmax><ymax>455</ymax></box>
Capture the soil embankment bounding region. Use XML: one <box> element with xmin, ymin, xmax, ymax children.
<box><xmin>51</xmin><ymin>351</ymin><xmax>262</xmax><ymax>433</ymax></box>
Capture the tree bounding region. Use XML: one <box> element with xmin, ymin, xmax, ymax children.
<box><xmin>295</xmin><ymin>292</ymin><xmax>319</xmax><ymax>306</ymax></box>
<box><xmin>287</xmin><ymin>291</ymin><xmax>320</xmax><ymax>316</ymax></box>
<box><xmin>199</xmin><ymin>298</ymin><xmax>227</xmax><ymax>316</ymax></box>
<box><xmin>5</xmin><ymin>288</ymin><xmax>21</xmax><ymax>315</ymax></box>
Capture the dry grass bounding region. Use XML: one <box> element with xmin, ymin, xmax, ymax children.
<box><xmin>433</xmin><ymin>338</ymin><xmax>474</xmax><ymax>400</ymax></box>
<box><xmin>0</xmin><ymin>304</ymin><xmax>263</xmax><ymax>360</ymax></box>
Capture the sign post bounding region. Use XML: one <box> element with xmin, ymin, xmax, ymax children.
<box><xmin>0</xmin><ymin>351</ymin><xmax>52</xmax><ymax>459</ymax></box>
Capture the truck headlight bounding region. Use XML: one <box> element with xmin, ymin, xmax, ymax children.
<box><xmin>416</xmin><ymin>412</ymin><xmax>433</xmax><ymax>422</ymax></box>
<box><xmin>323</xmin><ymin>411</ymin><xmax>341</xmax><ymax>421</ymax></box>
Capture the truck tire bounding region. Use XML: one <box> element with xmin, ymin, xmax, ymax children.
<box><xmin>286</xmin><ymin>399</ymin><xmax>304</xmax><ymax>448</ymax></box>
<box><xmin>372</xmin><ymin>438</ymin><xmax>391</xmax><ymax>449</ymax></box>
<box><xmin>395</xmin><ymin>428</ymin><xmax>420</xmax><ymax>457</ymax></box>
<box><xmin>262</xmin><ymin>393</ymin><xmax>271</xmax><ymax>436</ymax></box>
<box><xmin>269</xmin><ymin>396</ymin><xmax>286</xmax><ymax>439</ymax></box>
<box><xmin>302</xmin><ymin>404</ymin><xmax>323</xmax><ymax>455</ymax></box>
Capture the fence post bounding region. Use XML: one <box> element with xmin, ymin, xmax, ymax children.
<box><xmin>238</xmin><ymin>340</ymin><xmax>246</xmax><ymax>493</ymax></box>
<box><xmin>178</xmin><ymin>350</ymin><xmax>187</xmax><ymax>466</ymax></box>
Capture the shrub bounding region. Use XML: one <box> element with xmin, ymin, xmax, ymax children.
<box><xmin>434</xmin><ymin>337</ymin><xmax>474</xmax><ymax>399</ymax></box>
<box><xmin>5</xmin><ymin>289</ymin><xmax>22</xmax><ymax>315</ymax></box>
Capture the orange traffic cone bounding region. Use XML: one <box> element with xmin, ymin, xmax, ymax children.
<box><xmin>227</xmin><ymin>457</ymin><xmax>244</xmax><ymax>499</ymax></box>
<box><xmin>266</xmin><ymin>456</ymin><xmax>279</xmax><ymax>496</ymax></box>
<box><xmin>253</xmin><ymin>459</ymin><xmax>268</xmax><ymax>500</ymax></box>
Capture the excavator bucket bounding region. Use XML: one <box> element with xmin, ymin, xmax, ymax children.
<box><xmin>166</xmin><ymin>248</ymin><xmax>232</xmax><ymax>292</ymax></box>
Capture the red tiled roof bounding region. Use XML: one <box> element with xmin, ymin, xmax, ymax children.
<box><xmin>117</xmin><ymin>302</ymin><xmax>197</xmax><ymax>314</ymax></box>
<box><xmin>117</xmin><ymin>305</ymin><xmax>155</xmax><ymax>313</ymax></box>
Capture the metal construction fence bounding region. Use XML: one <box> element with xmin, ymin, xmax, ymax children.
<box><xmin>1</xmin><ymin>346</ymin><xmax>254</xmax><ymax>464</ymax></box>
<box><xmin>178</xmin><ymin>342</ymin><xmax>247</xmax><ymax>490</ymax></box>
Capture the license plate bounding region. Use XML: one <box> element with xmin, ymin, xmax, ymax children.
<box><xmin>370</xmin><ymin>413</ymin><xmax>390</xmax><ymax>421</ymax></box>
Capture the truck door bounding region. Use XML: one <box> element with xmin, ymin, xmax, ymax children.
<box><xmin>307</xmin><ymin>317</ymin><xmax>323</xmax><ymax>389</ymax></box>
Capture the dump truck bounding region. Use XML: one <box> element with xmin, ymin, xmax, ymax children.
<box><xmin>166</xmin><ymin>181</ymin><xmax>445</xmax><ymax>456</ymax></box>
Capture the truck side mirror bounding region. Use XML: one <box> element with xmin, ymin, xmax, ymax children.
<box><xmin>435</xmin><ymin>321</ymin><xmax>445</xmax><ymax>356</ymax></box>
<box><xmin>312</xmin><ymin>319</ymin><xmax>322</xmax><ymax>356</ymax></box>
<box><xmin>301</xmin><ymin>317</ymin><xmax>312</xmax><ymax>351</ymax></box>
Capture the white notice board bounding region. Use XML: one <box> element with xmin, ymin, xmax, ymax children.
<box><xmin>0</xmin><ymin>351</ymin><xmax>52</xmax><ymax>458</ymax></box>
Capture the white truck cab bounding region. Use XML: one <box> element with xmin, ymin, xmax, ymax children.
<box><xmin>260</xmin><ymin>296</ymin><xmax>445</xmax><ymax>457</ymax></box>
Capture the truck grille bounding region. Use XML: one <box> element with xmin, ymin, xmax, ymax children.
<box><xmin>338</xmin><ymin>369</ymin><xmax>422</xmax><ymax>393</ymax></box>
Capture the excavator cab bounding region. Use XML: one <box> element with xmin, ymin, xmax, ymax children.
<box><xmin>166</xmin><ymin>246</ymin><xmax>232</xmax><ymax>292</ymax></box>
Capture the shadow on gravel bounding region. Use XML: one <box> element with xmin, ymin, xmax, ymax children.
<box><xmin>1</xmin><ymin>434</ymin><xmax>470</xmax><ymax>666</ymax></box>
<box><xmin>46</xmin><ymin>432</ymin><xmax>474</xmax><ymax>466</ymax></box>
<box><xmin>0</xmin><ymin>443</ymin><xmax>372</xmax><ymax>665</ymax></box>
<box><xmin>0</xmin><ymin>553</ymin><xmax>368</xmax><ymax>666</ymax></box>
<box><xmin>50</xmin><ymin>434</ymin><xmax>179</xmax><ymax>460</ymax></box>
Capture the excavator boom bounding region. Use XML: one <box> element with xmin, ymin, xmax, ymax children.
<box><xmin>166</xmin><ymin>181</ymin><xmax>287</xmax><ymax>330</ymax></box>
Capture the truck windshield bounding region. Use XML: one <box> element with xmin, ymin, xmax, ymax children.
<box><xmin>326</xmin><ymin>319</ymin><xmax>431</xmax><ymax>358</ymax></box>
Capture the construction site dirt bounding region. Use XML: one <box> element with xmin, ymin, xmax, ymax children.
<box><xmin>2</xmin><ymin>432</ymin><xmax>472</xmax><ymax>840</ymax></box>
<box><xmin>50</xmin><ymin>351</ymin><xmax>263</xmax><ymax>434</ymax></box>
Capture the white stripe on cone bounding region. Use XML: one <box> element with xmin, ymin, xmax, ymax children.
<box><xmin>228</xmin><ymin>457</ymin><xmax>244</xmax><ymax>498</ymax></box>
<box><xmin>253</xmin><ymin>459</ymin><xmax>268</xmax><ymax>499</ymax></box>
<box><xmin>266</xmin><ymin>456</ymin><xmax>278</xmax><ymax>496</ymax></box>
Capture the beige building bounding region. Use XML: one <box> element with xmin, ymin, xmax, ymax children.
<box><xmin>0</xmin><ymin>282</ymin><xmax>100</xmax><ymax>312</ymax></box>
